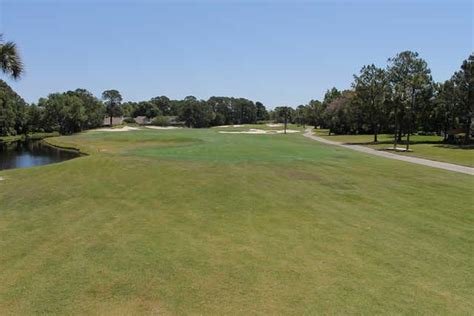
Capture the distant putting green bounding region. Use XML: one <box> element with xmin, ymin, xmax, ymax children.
<box><xmin>0</xmin><ymin>127</ymin><xmax>473</xmax><ymax>314</ymax></box>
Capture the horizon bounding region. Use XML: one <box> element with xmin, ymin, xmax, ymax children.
<box><xmin>1</xmin><ymin>0</ymin><xmax>472</xmax><ymax>108</ymax></box>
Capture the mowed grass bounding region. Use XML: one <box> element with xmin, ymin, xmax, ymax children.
<box><xmin>314</xmin><ymin>129</ymin><xmax>474</xmax><ymax>167</ymax></box>
<box><xmin>0</xmin><ymin>127</ymin><xmax>473</xmax><ymax>314</ymax></box>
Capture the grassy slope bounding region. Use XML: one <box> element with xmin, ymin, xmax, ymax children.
<box><xmin>0</xmin><ymin>128</ymin><xmax>473</xmax><ymax>314</ymax></box>
<box><xmin>314</xmin><ymin>129</ymin><xmax>474</xmax><ymax>167</ymax></box>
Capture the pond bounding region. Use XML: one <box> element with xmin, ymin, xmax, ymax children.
<box><xmin>0</xmin><ymin>140</ymin><xmax>81</xmax><ymax>170</ymax></box>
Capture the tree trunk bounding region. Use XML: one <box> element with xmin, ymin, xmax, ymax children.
<box><xmin>284</xmin><ymin>116</ymin><xmax>287</xmax><ymax>134</ymax></box>
<box><xmin>373</xmin><ymin>122</ymin><xmax>378</xmax><ymax>143</ymax></box>
<box><xmin>406</xmin><ymin>131</ymin><xmax>410</xmax><ymax>151</ymax></box>
<box><xmin>464</xmin><ymin>115</ymin><xmax>471</xmax><ymax>144</ymax></box>
<box><xmin>393</xmin><ymin>108</ymin><xmax>398</xmax><ymax>150</ymax></box>
<box><xmin>407</xmin><ymin>87</ymin><xmax>415</xmax><ymax>151</ymax></box>
<box><xmin>109</xmin><ymin>115</ymin><xmax>112</xmax><ymax>126</ymax></box>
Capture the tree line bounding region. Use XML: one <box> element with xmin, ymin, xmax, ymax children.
<box><xmin>1</xmin><ymin>33</ymin><xmax>472</xmax><ymax>142</ymax></box>
<box><xmin>290</xmin><ymin>51</ymin><xmax>473</xmax><ymax>145</ymax></box>
<box><xmin>0</xmin><ymin>82</ymin><xmax>272</xmax><ymax>135</ymax></box>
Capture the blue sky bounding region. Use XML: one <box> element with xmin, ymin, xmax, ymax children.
<box><xmin>1</xmin><ymin>0</ymin><xmax>472</xmax><ymax>108</ymax></box>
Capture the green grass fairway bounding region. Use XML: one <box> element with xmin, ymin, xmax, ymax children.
<box><xmin>314</xmin><ymin>129</ymin><xmax>474</xmax><ymax>167</ymax></box>
<box><xmin>1</xmin><ymin>127</ymin><xmax>473</xmax><ymax>314</ymax></box>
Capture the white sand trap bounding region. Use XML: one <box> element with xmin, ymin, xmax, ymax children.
<box><xmin>92</xmin><ymin>126</ymin><xmax>140</xmax><ymax>132</ymax></box>
<box><xmin>219</xmin><ymin>128</ymin><xmax>300</xmax><ymax>134</ymax></box>
<box><xmin>0</xmin><ymin>176</ymin><xmax>4</xmax><ymax>181</ymax></box>
<box><xmin>214</xmin><ymin>124</ymin><xmax>244</xmax><ymax>128</ymax></box>
<box><xmin>266</xmin><ymin>123</ymin><xmax>283</xmax><ymax>127</ymax></box>
<box><xmin>145</xmin><ymin>126</ymin><xmax>181</xmax><ymax>130</ymax></box>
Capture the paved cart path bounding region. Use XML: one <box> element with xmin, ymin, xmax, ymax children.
<box><xmin>303</xmin><ymin>129</ymin><xmax>474</xmax><ymax>176</ymax></box>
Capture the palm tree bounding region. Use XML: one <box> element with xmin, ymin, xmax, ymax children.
<box><xmin>0</xmin><ymin>34</ymin><xmax>23</xmax><ymax>79</ymax></box>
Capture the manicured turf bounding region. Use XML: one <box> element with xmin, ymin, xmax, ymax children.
<box><xmin>0</xmin><ymin>127</ymin><xmax>473</xmax><ymax>314</ymax></box>
<box><xmin>314</xmin><ymin>129</ymin><xmax>474</xmax><ymax>167</ymax></box>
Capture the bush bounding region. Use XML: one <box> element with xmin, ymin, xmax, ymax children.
<box><xmin>152</xmin><ymin>116</ymin><xmax>171</xmax><ymax>126</ymax></box>
<box><xmin>123</xmin><ymin>117</ymin><xmax>136</xmax><ymax>124</ymax></box>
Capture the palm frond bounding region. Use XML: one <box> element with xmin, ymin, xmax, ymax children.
<box><xmin>0</xmin><ymin>40</ymin><xmax>24</xmax><ymax>79</ymax></box>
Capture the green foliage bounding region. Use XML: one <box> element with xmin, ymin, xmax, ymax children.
<box><xmin>0</xmin><ymin>34</ymin><xmax>23</xmax><ymax>79</ymax></box>
<box><xmin>451</xmin><ymin>53</ymin><xmax>473</xmax><ymax>143</ymax></box>
<box><xmin>37</xmin><ymin>89</ymin><xmax>104</xmax><ymax>134</ymax></box>
<box><xmin>102</xmin><ymin>89</ymin><xmax>123</xmax><ymax>120</ymax></box>
<box><xmin>273</xmin><ymin>106</ymin><xmax>295</xmax><ymax>123</ymax></box>
<box><xmin>256</xmin><ymin>101</ymin><xmax>269</xmax><ymax>121</ymax></box>
<box><xmin>150</xmin><ymin>96</ymin><xmax>172</xmax><ymax>116</ymax></box>
<box><xmin>0</xmin><ymin>80</ymin><xmax>28</xmax><ymax>136</ymax></box>
<box><xmin>122</xmin><ymin>117</ymin><xmax>136</xmax><ymax>124</ymax></box>
<box><xmin>67</xmin><ymin>89</ymin><xmax>104</xmax><ymax>128</ymax></box>
<box><xmin>151</xmin><ymin>115</ymin><xmax>171</xmax><ymax>126</ymax></box>
<box><xmin>178</xmin><ymin>96</ymin><xmax>214</xmax><ymax>128</ymax></box>
<box><xmin>353</xmin><ymin>65</ymin><xmax>390</xmax><ymax>140</ymax></box>
<box><xmin>133</xmin><ymin>101</ymin><xmax>161</xmax><ymax>118</ymax></box>
<box><xmin>304</xmin><ymin>52</ymin><xmax>471</xmax><ymax>145</ymax></box>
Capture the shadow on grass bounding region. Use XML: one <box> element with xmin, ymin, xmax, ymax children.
<box><xmin>433</xmin><ymin>144</ymin><xmax>474</xmax><ymax>150</ymax></box>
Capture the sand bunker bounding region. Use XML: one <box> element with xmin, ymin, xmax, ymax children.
<box><xmin>145</xmin><ymin>126</ymin><xmax>181</xmax><ymax>130</ymax></box>
<box><xmin>215</xmin><ymin>124</ymin><xmax>245</xmax><ymax>128</ymax></box>
<box><xmin>266</xmin><ymin>123</ymin><xmax>283</xmax><ymax>127</ymax></box>
<box><xmin>92</xmin><ymin>126</ymin><xmax>140</xmax><ymax>132</ymax></box>
<box><xmin>219</xmin><ymin>128</ymin><xmax>300</xmax><ymax>134</ymax></box>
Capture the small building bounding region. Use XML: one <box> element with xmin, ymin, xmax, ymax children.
<box><xmin>103</xmin><ymin>116</ymin><xmax>124</xmax><ymax>126</ymax></box>
<box><xmin>134</xmin><ymin>116</ymin><xmax>153</xmax><ymax>125</ymax></box>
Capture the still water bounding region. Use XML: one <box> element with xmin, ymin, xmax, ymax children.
<box><xmin>0</xmin><ymin>140</ymin><xmax>81</xmax><ymax>170</ymax></box>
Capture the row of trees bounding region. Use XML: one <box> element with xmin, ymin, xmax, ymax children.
<box><xmin>120</xmin><ymin>95</ymin><xmax>269</xmax><ymax>128</ymax></box>
<box><xmin>1</xmin><ymin>35</ymin><xmax>272</xmax><ymax>135</ymax></box>
<box><xmin>1</xmin><ymin>34</ymin><xmax>471</xmax><ymax>141</ymax></box>
<box><xmin>290</xmin><ymin>51</ymin><xmax>473</xmax><ymax>145</ymax></box>
<box><xmin>0</xmin><ymin>82</ymin><xmax>271</xmax><ymax>135</ymax></box>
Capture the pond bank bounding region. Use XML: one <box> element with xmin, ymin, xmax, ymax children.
<box><xmin>0</xmin><ymin>132</ymin><xmax>60</xmax><ymax>144</ymax></box>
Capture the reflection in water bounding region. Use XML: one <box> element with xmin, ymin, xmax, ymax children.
<box><xmin>0</xmin><ymin>140</ymin><xmax>81</xmax><ymax>170</ymax></box>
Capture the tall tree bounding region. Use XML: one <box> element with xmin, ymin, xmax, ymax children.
<box><xmin>0</xmin><ymin>80</ymin><xmax>28</xmax><ymax>136</ymax></box>
<box><xmin>433</xmin><ymin>81</ymin><xmax>457</xmax><ymax>141</ymax></box>
<box><xmin>322</xmin><ymin>88</ymin><xmax>342</xmax><ymax>107</ymax></box>
<box><xmin>353</xmin><ymin>64</ymin><xmax>389</xmax><ymax>142</ymax></box>
<box><xmin>67</xmin><ymin>89</ymin><xmax>104</xmax><ymax>129</ymax></box>
<box><xmin>255</xmin><ymin>101</ymin><xmax>269</xmax><ymax>121</ymax></box>
<box><xmin>102</xmin><ymin>90</ymin><xmax>123</xmax><ymax>126</ymax></box>
<box><xmin>274</xmin><ymin>106</ymin><xmax>293</xmax><ymax>133</ymax></box>
<box><xmin>0</xmin><ymin>34</ymin><xmax>23</xmax><ymax>79</ymax></box>
<box><xmin>39</xmin><ymin>93</ymin><xmax>87</xmax><ymax>134</ymax></box>
<box><xmin>150</xmin><ymin>96</ymin><xmax>171</xmax><ymax>116</ymax></box>
<box><xmin>179</xmin><ymin>96</ymin><xmax>214</xmax><ymax>128</ymax></box>
<box><xmin>387</xmin><ymin>51</ymin><xmax>432</xmax><ymax>150</ymax></box>
<box><xmin>452</xmin><ymin>54</ymin><xmax>473</xmax><ymax>144</ymax></box>
<box><xmin>294</xmin><ymin>105</ymin><xmax>308</xmax><ymax>128</ymax></box>
<box><xmin>306</xmin><ymin>99</ymin><xmax>324</xmax><ymax>128</ymax></box>
<box><xmin>323</xmin><ymin>91</ymin><xmax>357</xmax><ymax>135</ymax></box>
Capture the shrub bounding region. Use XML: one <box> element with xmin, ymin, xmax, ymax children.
<box><xmin>152</xmin><ymin>116</ymin><xmax>171</xmax><ymax>126</ymax></box>
<box><xmin>123</xmin><ymin>117</ymin><xmax>136</xmax><ymax>124</ymax></box>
